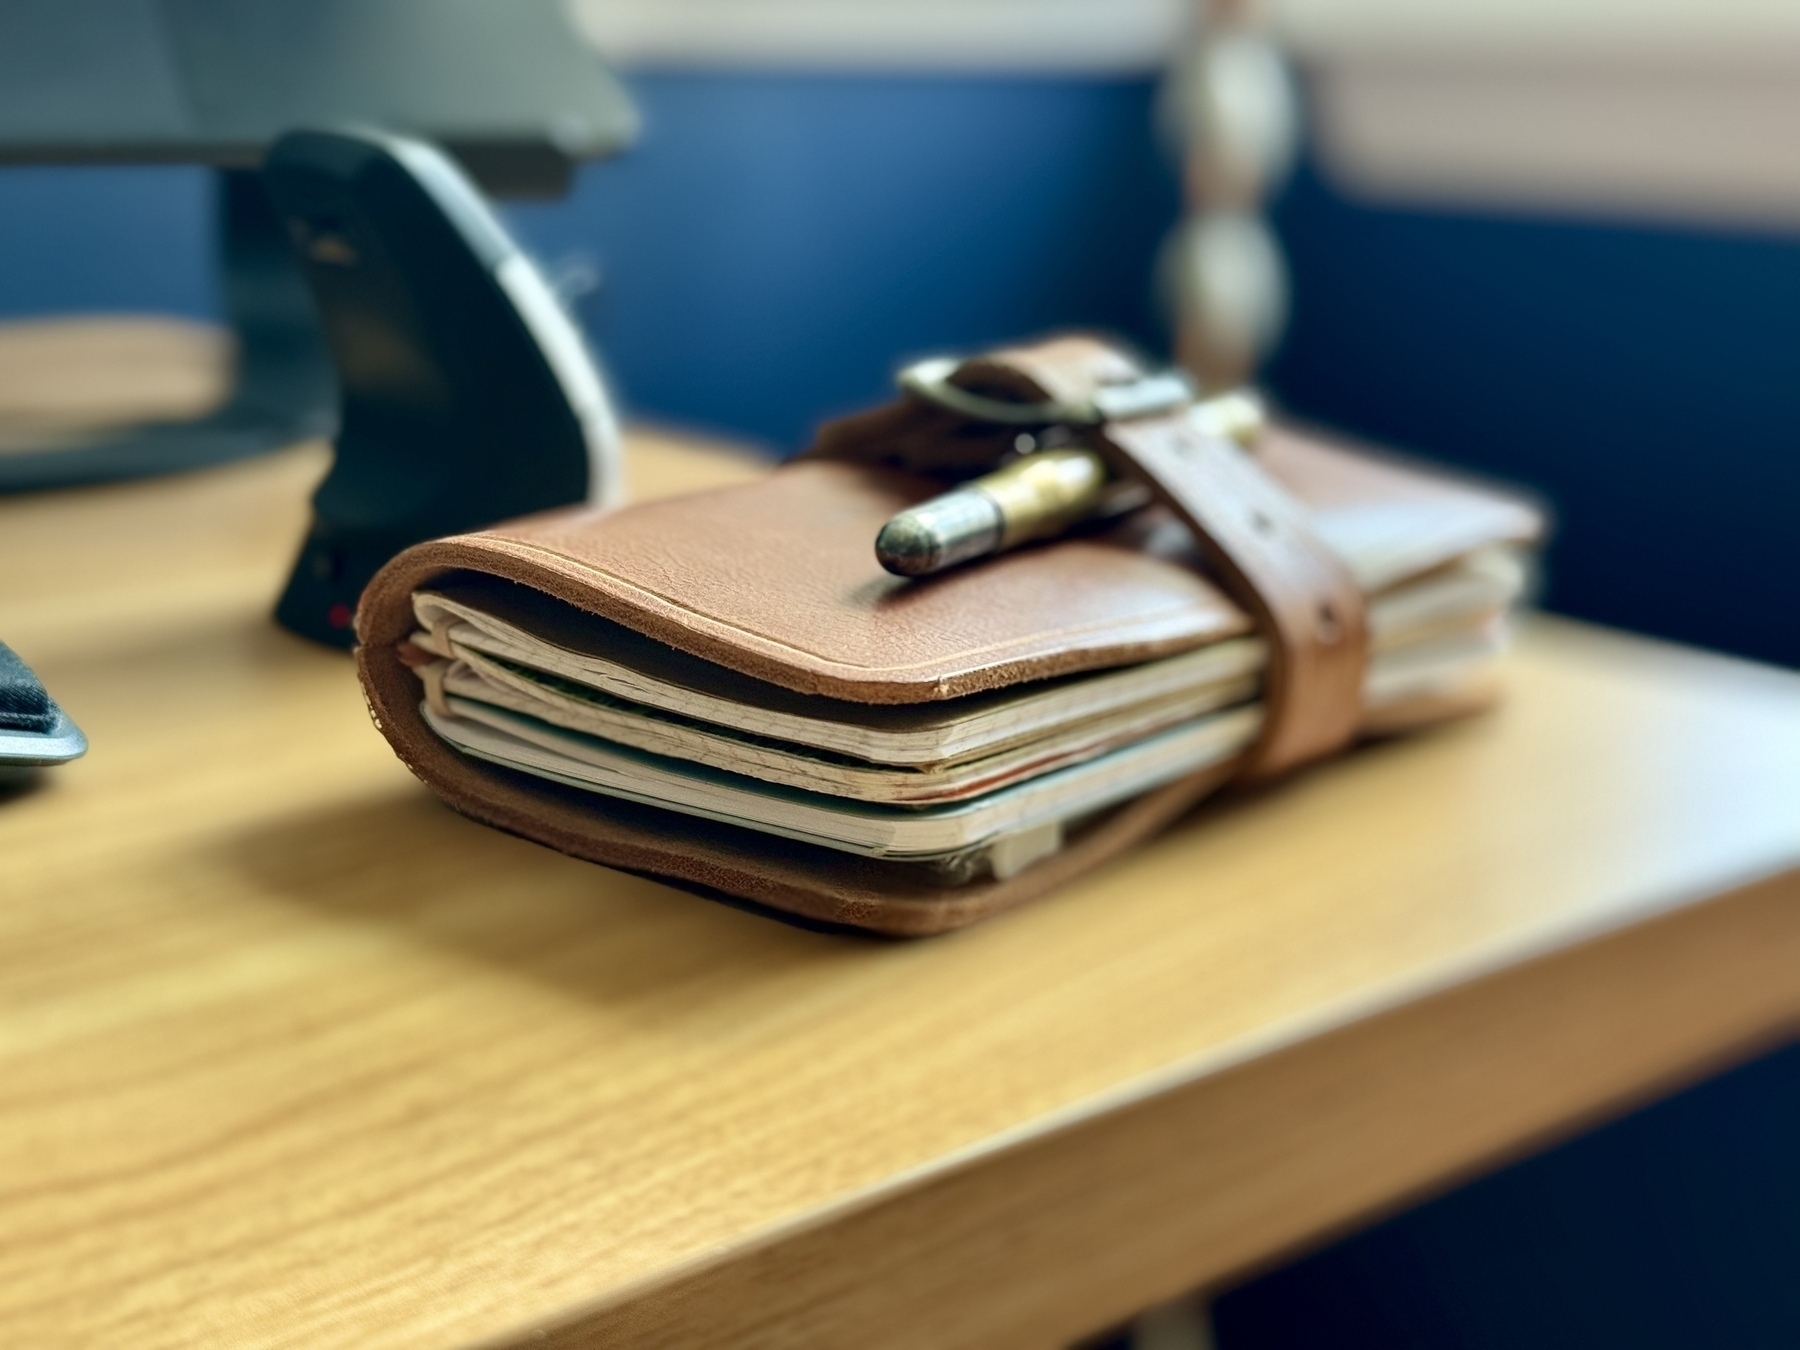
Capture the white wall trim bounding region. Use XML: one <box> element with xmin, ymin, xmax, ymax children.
<box><xmin>1276</xmin><ymin>1</ymin><xmax>1800</xmax><ymax>229</ymax></box>
<box><xmin>571</xmin><ymin>0</ymin><xmax>1191</xmax><ymax>74</ymax></box>
<box><xmin>570</xmin><ymin>0</ymin><xmax>1800</xmax><ymax>230</ymax></box>
<box><xmin>1306</xmin><ymin>59</ymin><xmax>1800</xmax><ymax>231</ymax></box>
<box><xmin>1272</xmin><ymin>0</ymin><xmax>1800</xmax><ymax>65</ymax></box>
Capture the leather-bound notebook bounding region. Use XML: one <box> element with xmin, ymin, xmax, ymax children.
<box><xmin>356</xmin><ymin>336</ymin><xmax>1543</xmax><ymax>935</ymax></box>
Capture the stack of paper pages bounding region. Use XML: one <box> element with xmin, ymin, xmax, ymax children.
<box><xmin>404</xmin><ymin>530</ymin><xmax>1532</xmax><ymax>881</ymax></box>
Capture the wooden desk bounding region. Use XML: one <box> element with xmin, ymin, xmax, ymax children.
<box><xmin>2</xmin><ymin>439</ymin><xmax>1798</xmax><ymax>1350</ymax></box>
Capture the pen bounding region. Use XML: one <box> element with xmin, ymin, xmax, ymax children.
<box><xmin>875</xmin><ymin>389</ymin><xmax>1265</xmax><ymax>578</ymax></box>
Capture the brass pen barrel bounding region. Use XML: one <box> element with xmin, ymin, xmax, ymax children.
<box><xmin>875</xmin><ymin>389</ymin><xmax>1264</xmax><ymax>578</ymax></box>
<box><xmin>875</xmin><ymin>448</ymin><xmax>1108</xmax><ymax>577</ymax></box>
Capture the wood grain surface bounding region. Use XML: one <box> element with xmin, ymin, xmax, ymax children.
<box><xmin>1</xmin><ymin>434</ymin><xmax>1798</xmax><ymax>1349</ymax></box>
<box><xmin>0</xmin><ymin>316</ymin><xmax>230</xmax><ymax>451</ymax></box>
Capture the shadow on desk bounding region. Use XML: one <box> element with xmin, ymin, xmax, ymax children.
<box><xmin>217</xmin><ymin>731</ymin><xmax>1369</xmax><ymax>981</ymax></box>
<box><xmin>219</xmin><ymin>790</ymin><xmax>869</xmax><ymax>1013</ymax></box>
<box><xmin>209</xmin><ymin>702</ymin><xmax>1575</xmax><ymax>1037</ymax></box>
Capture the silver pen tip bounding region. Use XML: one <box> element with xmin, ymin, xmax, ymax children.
<box><xmin>875</xmin><ymin>514</ymin><xmax>943</xmax><ymax>576</ymax></box>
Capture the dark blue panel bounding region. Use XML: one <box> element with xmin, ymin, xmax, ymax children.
<box><xmin>0</xmin><ymin>72</ymin><xmax>1180</xmax><ymax>441</ymax></box>
<box><xmin>1212</xmin><ymin>1040</ymin><xmax>1800</xmax><ymax>1350</ymax></box>
<box><xmin>0</xmin><ymin>164</ymin><xmax>216</xmax><ymax>318</ymax></box>
<box><xmin>0</xmin><ymin>72</ymin><xmax>1178</xmax><ymax>447</ymax></box>
<box><xmin>1268</xmin><ymin>158</ymin><xmax>1800</xmax><ymax>667</ymax></box>
<box><xmin>504</xmin><ymin>70</ymin><xmax>1179</xmax><ymax>451</ymax></box>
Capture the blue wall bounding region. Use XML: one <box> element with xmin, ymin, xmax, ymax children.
<box><xmin>1268</xmin><ymin>161</ymin><xmax>1800</xmax><ymax>668</ymax></box>
<box><xmin>0</xmin><ymin>162</ymin><xmax>215</xmax><ymax>317</ymax></box>
<box><xmin>507</xmin><ymin>71</ymin><xmax>1179</xmax><ymax>450</ymax></box>
<box><xmin>0</xmin><ymin>71</ymin><xmax>1181</xmax><ymax>456</ymax></box>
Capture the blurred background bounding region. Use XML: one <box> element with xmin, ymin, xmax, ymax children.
<box><xmin>3</xmin><ymin>0</ymin><xmax>1796</xmax><ymax>668</ymax></box>
<box><xmin>1</xmin><ymin>0</ymin><xmax>1795</xmax><ymax>1343</ymax></box>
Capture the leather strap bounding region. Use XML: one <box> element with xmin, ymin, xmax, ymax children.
<box><xmin>812</xmin><ymin>334</ymin><xmax>1368</xmax><ymax>778</ymax></box>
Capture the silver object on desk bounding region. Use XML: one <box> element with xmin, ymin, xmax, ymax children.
<box><xmin>0</xmin><ymin>710</ymin><xmax>86</xmax><ymax>769</ymax></box>
<box><xmin>876</xmin><ymin>386</ymin><xmax>1266</xmax><ymax>579</ymax></box>
<box><xmin>0</xmin><ymin>642</ymin><xmax>85</xmax><ymax>769</ymax></box>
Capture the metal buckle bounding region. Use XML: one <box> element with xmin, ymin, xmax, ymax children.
<box><xmin>898</xmin><ymin>356</ymin><xmax>1194</xmax><ymax>426</ymax></box>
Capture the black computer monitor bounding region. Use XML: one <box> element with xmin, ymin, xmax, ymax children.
<box><xmin>0</xmin><ymin>0</ymin><xmax>636</xmax><ymax>489</ymax></box>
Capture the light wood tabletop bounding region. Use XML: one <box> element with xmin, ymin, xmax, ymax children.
<box><xmin>2</xmin><ymin>433</ymin><xmax>1798</xmax><ymax>1349</ymax></box>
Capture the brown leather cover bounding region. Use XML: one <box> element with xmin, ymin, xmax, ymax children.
<box><xmin>355</xmin><ymin>336</ymin><xmax>1543</xmax><ymax>935</ymax></box>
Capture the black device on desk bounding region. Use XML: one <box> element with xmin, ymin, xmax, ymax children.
<box><xmin>0</xmin><ymin>0</ymin><xmax>635</xmax><ymax>493</ymax></box>
<box><xmin>262</xmin><ymin>128</ymin><xmax>624</xmax><ymax>648</ymax></box>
